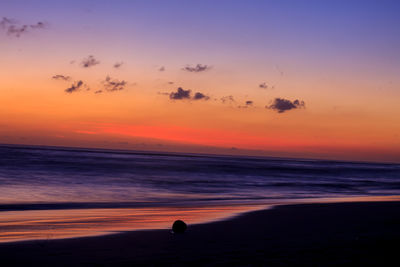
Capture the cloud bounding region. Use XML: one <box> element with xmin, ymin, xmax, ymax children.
<box><xmin>168</xmin><ymin>81</ymin><xmax>174</xmax><ymax>85</ymax></box>
<box><xmin>113</xmin><ymin>62</ymin><xmax>123</xmax><ymax>69</ymax></box>
<box><xmin>157</xmin><ymin>91</ymin><xmax>170</xmax><ymax>96</ymax></box>
<box><xmin>259</xmin><ymin>82</ymin><xmax>268</xmax><ymax>89</ymax></box>
<box><xmin>94</xmin><ymin>90</ymin><xmax>103</xmax><ymax>94</ymax></box>
<box><xmin>259</xmin><ymin>82</ymin><xmax>275</xmax><ymax>90</ymax></box>
<box><xmin>0</xmin><ymin>17</ymin><xmax>15</xmax><ymax>28</ymax></box>
<box><xmin>65</xmin><ymin>81</ymin><xmax>84</xmax><ymax>93</ymax></box>
<box><xmin>1</xmin><ymin>17</ymin><xmax>46</xmax><ymax>37</ymax></box>
<box><xmin>182</xmin><ymin>64</ymin><xmax>211</xmax><ymax>73</ymax></box>
<box><xmin>266</xmin><ymin>98</ymin><xmax>305</xmax><ymax>113</ymax></box>
<box><xmin>159</xmin><ymin>66</ymin><xmax>165</xmax><ymax>72</ymax></box>
<box><xmin>170</xmin><ymin>87</ymin><xmax>191</xmax><ymax>100</ymax></box>
<box><xmin>220</xmin><ymin>95</ymin><xmax>235</xmax><ymax>104</ymax></box>
<box><xmin>81</xmin><ymin>55</ymin><xmax>100</xmax><ymax>68</ymax></box>
<box><xmin>275</xmin><ymin>65</ymin><xmax>284</xmax><ymax>76</ymax></box>
<box><xmin>7</xmin><ymin>25</ymin><xmax>28</xmax><ymax>37</ymax></box>
<box><xmin>169</xmin><ymin>87</ymin><xmax>209</xmax><ymax>101</ymax></box>
<box><xmin>102</xmin><ymin>76</ymin><xmax>127</xmax><ymax>91</ymax></box>
<box><xmin>193</xmin><ymin>92</ymin><xmax>210</xmax><ymax>100</ymax></box>
<box><xmin>52</xmin><ymin>74</ymin><xmax>71</xmax><ymax>81</ymax></box>
<box><xmin>30</xmin><ymin>22</ymin><xmax>45</xmax><ymax>29</ymax></box>
<box><xmin>238</xmin><ymin>100</ymin><xmax>254</xmax><ymax>108</ymax></box>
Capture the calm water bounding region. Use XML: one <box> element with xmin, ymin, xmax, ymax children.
<box><xmin>0</xmin><ymin>145</ymin><xmax>399</xmax><ymax>242</ymax></box>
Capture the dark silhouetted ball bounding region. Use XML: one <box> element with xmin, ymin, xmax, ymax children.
<box><xmin>172</xmin><ymin>220</ymin><xmax>187</xmax><ymax>233</ymax></box>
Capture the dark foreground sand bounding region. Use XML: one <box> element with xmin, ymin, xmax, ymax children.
<box><xmin>1</xmin><ymin>201</ymin><xmax>400</xmax><ymax>266</ymax></box>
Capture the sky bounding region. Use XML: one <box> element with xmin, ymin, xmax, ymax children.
<box><xmin>0</xmin><ymin>0</ymin><xmax>399</xmax><ymax>163</ymax></box>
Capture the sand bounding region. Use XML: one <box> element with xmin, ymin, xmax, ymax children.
<box><xmin>1</xmin><ymin>201</ymin><xmax>399</xmax><ymax>266</ymax></box>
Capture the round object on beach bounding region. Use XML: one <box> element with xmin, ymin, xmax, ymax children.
<box><xmin>172</xmin><ymin>220</ymin><xmax>187</xmax><ymax>233</ymax></box>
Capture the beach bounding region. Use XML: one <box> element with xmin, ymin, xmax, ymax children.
<box><xmin>2</xmin><ymin>0</ymin><xmax>400</xmax><ymax>265</ymax></box>
<box><xmin>1</xmin><ymin>201</ymin><xmax>399</xmax><ymax>266</ymax></box>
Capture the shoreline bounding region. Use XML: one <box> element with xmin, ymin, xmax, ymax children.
<box><xmin>1</xmin><ymin>200</ymin><xmax>400</xmax><ymax>266</ymax></box>
<box><xmin>1</xmin><ymin>195</ymin><xmax>399</xmax><ymax>244</ymax></box>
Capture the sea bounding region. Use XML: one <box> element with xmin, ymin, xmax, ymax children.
<box><xmin>1</xmin><ymin>144</ymin><xmax>399</xmax><ymax>242</ymax></box>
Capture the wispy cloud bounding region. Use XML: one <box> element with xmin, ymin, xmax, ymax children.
<box><xmin>238</xmin><ymin>100</ymin><xmax>254</xmax><ymax>108</ymax></box>
<box><xmin>81</xmin><ymin>55</ymin><xmax>100</xmax><ymax>68</ymax></box>
<box><xmin>65</xmin><ymin>81</ymin><xmax>84</xmax><ymax>93</ymax></box>
<box><xmin>266</xmin><ymin>98</ymin><xmax>305</xmax><ymax>113</ymax></box>
<box><xmin>220</xmin><ymin>95</ymin><xmax>235</xmax><ymax>104</ymax></box>
<box><xmin>159</xmin><ymin>66</ymin><xmax>165</xmax><ymax>72</ymax></box>
<box><xmin>29</xmin><ymin>22</ymin><xmax>45</xmax><ymax>29</ymax></box>
<box><xmin>52</xmin><ymin>74</ymin><xmax>71</xmax><ymax>81</ymax></box>
<box><xmin>275</xmin><ymin>65</ymin><xmax>284</xmax><ymax>76</ymax></box>
<box><xmin>7</xmin><ymin>25</ymin><xmax>28</xmax><ymax>37</ymax></box>
<box><xmin>1</xmin><ymin>17</ymin><xmax>46</xmax><ymax>37</ymax></box>
<box><xmin>157</xmin><ymin>91</ymin><xmax>170</xmax><ymax>96</ymax></box>
<box><xmin>0</xmin><ymin>17</ymin><xmax>15</xmax><ymax>28</ymax></box>
<box><xmin>169</xmin><ymin>87</ymin><xmax>210</xmax><ymax>101</ymax></box>
<box><xmin>182</xmin><ymin>64</ymin><xmax>211</xmax><ymax>73</ymax></box>
<box><xmin>113</xmin><ymin>62</ymin><xmax>123</xmax><ymax>69</ymax></box>
<box><xmin>102</xmin><ymin>76</ymin><xmax>127</xmax><ymax>91</ymax></box>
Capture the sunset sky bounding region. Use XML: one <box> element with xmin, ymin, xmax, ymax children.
<box><xmin>1</xmin><ymin>0</ymin><xmax>399</xmax><ymax>162</ymax></box>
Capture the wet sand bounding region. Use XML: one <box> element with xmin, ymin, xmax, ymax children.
<box><xmin>1</xmin><ymin>201</ymin><xmax>399</xmax><ymax>266</ymax></box>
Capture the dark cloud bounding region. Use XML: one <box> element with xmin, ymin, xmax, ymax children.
<box><xmin>220</xmin><ymin>95</ymin><xmax>235</xmax><ymax>104</ymax></box>
<box><xmin>170</xmin><ymin>87</ymin><xmax>191</xmax><ymax>100</ymax></box>
<box><xmin>193</xmin><ymin>92</ymin><xmax>210</xmax><ymax>100</ymax></box>
<box><xmin>1</xmin><ymin>17</ymin><xmax>46</xmax><ymax>37</ymax></box>
<box><xmin>168</xmin><ymin>87</ymin><xmax>209</xmax><ymax>101</ymax></box>
<box><xmin>52</xmin><ymin>74</ymin><xmax>70</xmax><ymax>81</ymax></box>
<box><xmin>81</xmin><ymin>55</ymin><xmax>100</xmax><ymax>68</ymax></box>
<box><xmin>65</xmin><ymin>81</ymin><xmax>84</xmax><ymax>93</ymax></box>
<box><xmin>266</xmin><ymin>98</ymin><xmax>305</xmax><ymax>113</ymax></box>
<box><xmin>259</xmin><ymin>82</ymin><xmax>268</xmax><ymax>89</ymax></box>
<box><xmin>168</xmin><ymin>81</ymin><xmax>174</xmax><ymax>85</ymax></box>
<box><xmin>182</xmin><ymin>64</ymin><xmax>211</xmax><ymax>73</ymax></box>
<box><xmin>238</xmin><ymin>100</ymin><xmax>254</xmax><ymax>108</ymax></box>
<box><xmin>293</xmin><ymin>99</ymin><xmax>305</xmax><ymax>106</ymax></box>
<box><xmin>159</xmin><ymin>66</ymin><xmax>165</xmax><ymax>72</ymax></box>
<box><xmin>94</xmin><ymin>90</ymin><xmax>103</xmax><ymax>94</ymax></box>
<box><xmin>113</xmin><ymin>62</ymin><xmax>123</xmax><ymax>69</ymax></box>
<box><xmin>102</xmin><ymin>76</ymin><xmax>127</xmax><ymax>91</ymax></box>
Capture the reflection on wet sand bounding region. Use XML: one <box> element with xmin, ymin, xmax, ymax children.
<box><xmin>0</xmin><ymin>205</ymin><xmax>267</xmax><ymax>243</ymax></box>
<box><xmin>1</xmin><ymin>195</ymin><xmax>400</xmax><ymax>243</ymax></box>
